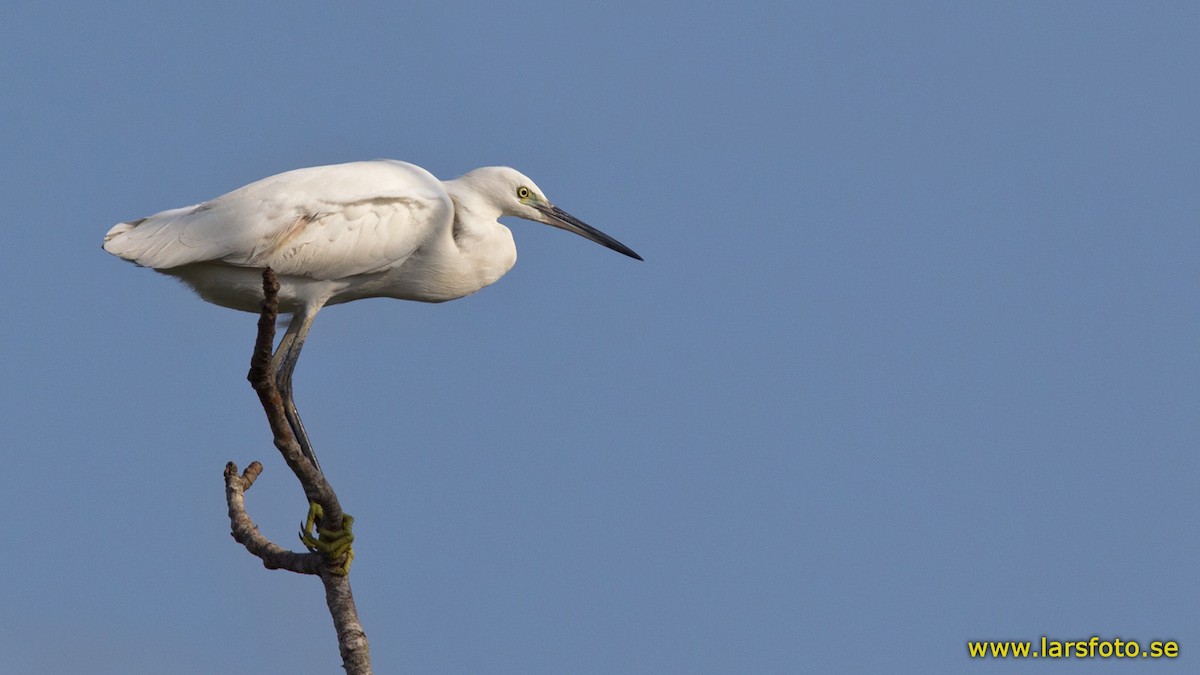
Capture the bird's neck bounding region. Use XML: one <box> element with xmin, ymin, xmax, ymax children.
<box><xmin>443</xmin><ymin>178</ymin><xmax>501</xmax><ymax>241</ymax></box>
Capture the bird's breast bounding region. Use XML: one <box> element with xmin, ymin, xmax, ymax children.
<box><xmin>332</xmin><ymin>231</ymin><xmax>517</xmax><ymax>305</ymax></box>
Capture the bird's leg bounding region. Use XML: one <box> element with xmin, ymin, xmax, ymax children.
<box><xmin>271</xmin><ymin>306</ymin><xmax>323</xmax><ymax>473</ymax></box>
<box><xmin>272</xmin><ymin>304</ymin><xmax>355</xmax><ymax>572</ymax></box>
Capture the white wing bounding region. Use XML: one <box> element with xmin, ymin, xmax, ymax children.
<box><xmin>103</xmin><ymin>160</ymin><xmax>452</xmax><ymax>280</ymax></box>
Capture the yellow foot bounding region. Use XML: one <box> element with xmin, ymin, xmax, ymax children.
<box><xmin>299</xmin><ymin>501</ymin><xmax>355</xmax><ymax>575</ymax></box>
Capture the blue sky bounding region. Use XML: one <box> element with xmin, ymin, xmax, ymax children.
<box><xmin>2</xmin><ymin>1</ymin><xmax>1196</xmax><ymax>673</ymax></box>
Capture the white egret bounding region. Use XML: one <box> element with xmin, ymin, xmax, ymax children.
<box><xmin>104</xmin><ymin>160</ymin><xmax>642</xmax><ymax>472</ymax></box>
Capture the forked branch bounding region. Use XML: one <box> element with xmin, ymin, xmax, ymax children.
<box><xmin>223</xmin><ymin>268</ymin><xmax>371</xmax><ymax>674</ymax></box>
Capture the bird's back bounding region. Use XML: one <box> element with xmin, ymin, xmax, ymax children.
<box><xmin>103</xmin><ymin>160</ymin><xmax>453</xmax><ymax>281</ymax></box>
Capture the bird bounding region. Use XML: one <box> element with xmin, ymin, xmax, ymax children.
<box><xmin>104</xmin><ymin>160</ymin><xmax>643</xmax><ymax>475</ymax></box>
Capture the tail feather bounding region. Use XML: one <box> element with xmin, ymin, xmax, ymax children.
<box><xmin>102</xmin><ymin>206</ymin><xmax>203</xmax><ymax>268</ymax></box>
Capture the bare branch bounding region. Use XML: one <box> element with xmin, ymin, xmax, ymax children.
<box><xmin>224</xmin><ymin>461</ymin><xmax>322</xmax><ymax>574</ymax></box>
<box><xmin>222</xmin><ymin>268</ymin><xmax>372</xmax><ymax>674</ymax></box>
<box><xmin>244</xmin><ymin>270</ymin><xmax>345</xmax><ymax>530</ymax></box>
<box><xmin>323</xmin><ymin>575</ymin><xmax>372</xmax><ymax>672</ymax></box>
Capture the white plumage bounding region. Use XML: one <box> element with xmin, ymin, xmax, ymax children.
<box><xmin>104</xmin><ymin>159</ymin><xmax>641</xmax><ymax>470</ymax></box>
<box><xmin>105</xmin><ymin>160</ymin><xmax>644</xmax><ymax>311</ymax></box>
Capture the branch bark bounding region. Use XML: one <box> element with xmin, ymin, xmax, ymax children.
<box><xmin>224</xmin><ymin>267</ymin><xmax>372</xmax><ymax>674</ymax></box>
<box><xmin>224</xmin><ymin>461</ymin><xmax>321</xmax><ymax>574</ymax></box>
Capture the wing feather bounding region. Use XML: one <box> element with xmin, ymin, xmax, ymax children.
<box><xmin>103</xmin><ymin>160</ymin><xmax>451</xmax><ymax>280</ymax></box>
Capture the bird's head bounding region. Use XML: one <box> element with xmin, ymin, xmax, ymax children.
<box><xmin>457</xmin><ymin>166</ymin><xmax>643</xmax><ymax>261</ymax></box>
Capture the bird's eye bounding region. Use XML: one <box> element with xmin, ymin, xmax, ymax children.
<box><xmin>516</xmin><ymin>186</ymin><xmax>531</xmax><ymax>200</ymax></box>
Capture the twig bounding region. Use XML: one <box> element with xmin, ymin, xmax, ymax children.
<box><xmin>224</xmin><ymin>461</ymin><xmax>321</xmax><ymax>573</ymax></box>
<box><xmin>223</xmin><ymin>267</ymin><xmax>372</xmax><ymax>674</ymax></box>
